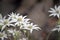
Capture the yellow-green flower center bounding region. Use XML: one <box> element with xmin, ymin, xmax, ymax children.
<box><xmin>28</xmin><ymin>26</ymin><xmax>32</xmax><ymax>29</ymax></box>
<box><xmin>4</xmin><ymin>20</ymin><xmax>9</xmax><ymax>25</ymax></box>
<box><xmin>56</xmin><ymin>10</ymin><xmax>60</xmax><ymax>14</ymax></box>
<box><xmin>17</xmin><ymin>18</ymin><xmax>22</xmax><ymax>21</ymax></box>
<box><xmin>13</xmin><ymin>16</ymin><xmax>16</xmax><ymax>19</ymax></box>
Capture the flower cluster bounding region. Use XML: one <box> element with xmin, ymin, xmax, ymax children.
<box><xmin>48</xmin><ymin>5</ymin><xmax>60</xmax><ymax>32</ymax></box>
<box><xmin>0</xmin><ymin>12</ymin><xmax>40</xmax><ymax>40</ymax></box>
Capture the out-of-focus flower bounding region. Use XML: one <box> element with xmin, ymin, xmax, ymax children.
<box><xmin>48</xmin><ymin>6</ymin><xmax>60</xmax><ymax>18</ymax></box>
<box><xmin>7</xmin><ymin>29</ymin><xmax>21</xmax><ymax>36</ymax></box>
<box><xmin>7</xmin><ymin>29</ymin><xmax>15</xmax><ymax>36</ymax></box>
<box><xmin>20</xmin><ymin>23</ymin><xmax>41</xmax><ymax>33</ymax></box>
<box><xmin>52</xmin><ymin>25</ymin><xmax>60</xmax><ymax>32</ymax></box>
<box><xmin>0</xmin><ymin>31</ymin><xmax>7</xmax><ymax>40</ymax></box>
<box><xmin>7</xmin><ymin>29</ymin><xmax>21</xmax><ymax>40</ymax></box>
<box><xmin>19</xmin><ymin>38</ymin><xmax>28</xmax><ymax>40</ymax></box>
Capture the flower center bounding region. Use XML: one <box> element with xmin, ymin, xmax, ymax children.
<box><xmin>18</xmin><ymin>18</ymin><xmax>22</xmax><ymax>21</ymax></box>
<box><xmin>56</xmin><ymin>10</ymin><xmax>59</xmax><ymax>13</ymax></box>
<box><xmin>56</xmin><ymin>10</ymin><xmax>60</xmax><ymax>14</ymax></box>
<box><xmin>4</xmin><ymin>20</ymin><xmax>8</xmax><ymax>25</ymax></box>
<box><xmin>28</xmin><ymin>26</ymin><xmax>32</xmax><ymax>29</ymax></box>
<box><xmin>13</xmin><ymin>16</ymin><xmax>16</xmax><ymax>19</ymax></box>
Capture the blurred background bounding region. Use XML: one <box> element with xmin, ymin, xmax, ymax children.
<box><xmin>0</xmin><ymin>0</ymin><xmax>60</xmax><ymax>40</ymax></box>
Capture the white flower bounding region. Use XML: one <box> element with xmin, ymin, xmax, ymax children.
<box><xmin>20</xmin><ymin>23</ymin><xmax>41</xmax><ymax>33</ymax></box>
<box><xmin>7</xmin><ymin>29</ymin><xmax>21</xmax><ymax>36</ymax></box>
<box><xmin>8</xmin><ymin>12</ymin><xmax>20</xmax><ymax>22</ymax></box>
<box><xmin>0</xmin><ymin>31</ymin><xmax>7</xmax><ymax>40</ymax></box>
<box><xmin>9</xmin><ymin>12</ymin><xmax>30</xmax><ymax>26</ymax></box>
<box><xmin>0</xmin><ymin>12</ymin><xmax>41</xmax><ymax>40</ymax></box>
<box><xmin>52</xmin><ymin>25</ymin><xmax>60</xmax><ymax>32</ymax></box>
<box><xmin>48</xmin><ymin>6</ymin><xmax>60</xmax><ymax>18</ymax></box>
<box><xmin>15</xmin><ymin>15</ymin><xmax>29</xmax><ymax>26</ymax></box>
<box><xmin>7</xmin><ymin>29</ymin><xmax>15</xmax><ymax>36</ymax></box>
<box><xmin>0</xmin><ymin>16</ymin><xmax>14</xmax><ymax>31</ymax></box>
<box><xmin>8</xmin><ymin>12</ymin><xmax>20</xmax><ymax>19</ymax></box>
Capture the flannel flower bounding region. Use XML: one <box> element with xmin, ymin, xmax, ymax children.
<box><xmin>0</xmin><ymin>31</ymin><xmax>7</xmax><ymax>40</ymax></box>
<box><xmin>7</xmin><ymin>29</ymin><xmax>22</xmax><ymax>40</ymax></box>
<box><xmin>20</xmin><ymin>23</ymin><xmax>41</xmax><ymax>33</ymax></box>
<box><xmin>7</xmin><ymin>29</ymin><xmax>21</xmax><ymax>36</ymax></box>
<box><xmin>8</xmin><ymin>12</ymin><xmax>20</xmax><ymax>22</ymax></box>
<box><xmin>0</xmin><ymin>15</ymin><xmax>14</xmax><ymax>31</ymax></box>
<box><xmin>8</xmin><ymin>12</ymin><xmax>30</xmax><ymax>26</ymax></box>
<box><xmin>48</xmin><ymin>6</ymin><xmax>60</xmax><ymax>18</ymax></box>
<box><xmin>52</xmin><ymin>25</ymin><xmax>60</xmax><ymax>32</ymax></box>
<box><xmin>14</xmin><ymin>15</ymin><xmax>30</xmax><ymax>26</ymax></box>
